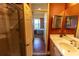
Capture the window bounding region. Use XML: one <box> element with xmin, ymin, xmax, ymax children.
<box><xmin>34</xmin><ymin>19</ymin><xmax>40</xmax><ymax>29</ymax></box>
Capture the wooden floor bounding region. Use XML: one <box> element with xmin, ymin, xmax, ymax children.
<box><xmin>33</xmin><ymin>35</ymin><xmax>46</xmax><ymax>56</ymax></box>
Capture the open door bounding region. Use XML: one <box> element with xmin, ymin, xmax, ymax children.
<box><xmin>23</xmin><ymin>3</ymin><xmax>33</xmax><ymax>56</ymax></box>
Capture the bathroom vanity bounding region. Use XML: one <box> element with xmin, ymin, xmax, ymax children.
<box><xmin>50</xmin><ymin>34</ymin><xmax>79</xmax><ymax>56</ymax></box>
<box><xmin>50</xmin><ymin>38</ymin><xmax>62</xmax><ymax>56</ymax></box>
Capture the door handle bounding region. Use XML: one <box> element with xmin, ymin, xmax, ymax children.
<box><xmin>26</xmin><ymin>44</ymin><xmax>30</xmax><ymax>46</ymax></box>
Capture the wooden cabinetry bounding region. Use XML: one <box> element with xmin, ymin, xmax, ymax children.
<box><xmin>50</xmin><ymin>39</ymin><xmax>62</xmax><ymax>56</ymax></box>
<box><xmin>50</xmin><ymin>39</ymin><xmax>54</xmax><ymax>55</ymax></box>
<box><xmin>53</xmin><ymin>45</ymin><xmax>62</xmax><ymax>56</ymax></box>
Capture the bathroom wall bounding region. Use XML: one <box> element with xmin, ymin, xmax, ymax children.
<box><xmin>66</xmin><ymin>4</ymin><xmax>79</xmax><ymax>15</ymax></box>
<box><xmin>49</xmin><ymin>3</ymin><xmax>65</xmax><ymax>34</ymax></box>
<box><xmin>49</xmin><ymin>3</ymin><xmax>77</xmax><ymax>35</ymax></box>
<box><xmin>50</xmin><ymin>3</ymin><xmax>65</xmax><ymax>16</ymax></box>
<box><xmin>66</xmin><ymin>4</ymin><xmax>79</xmax><ymax>37</ymax></box>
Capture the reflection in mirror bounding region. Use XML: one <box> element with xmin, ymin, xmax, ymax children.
<box><xmin>52</xmin><ymin>15</ymin><xmax>63</xmax><ymax>28</ymax></box>
<box><xmin>65</xmin><ymin>16</ymin><xmax>78</xmax><ymax>29</ymax></box>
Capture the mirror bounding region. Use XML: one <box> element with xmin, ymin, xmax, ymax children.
<box><xmin>65</xmin><ymin>16</ymin><xmax>78</xmax><ymax>29</ymax></box>
<box><xmin>52</xmin><ymin>15</ymin><xmax>63</xmax><ymax>28</ymax></box>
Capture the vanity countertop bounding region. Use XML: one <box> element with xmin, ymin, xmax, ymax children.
<box><xmin>50</xmin><ymin>34</ymin><xmax>79</xmax><ymax>56</ymax></box>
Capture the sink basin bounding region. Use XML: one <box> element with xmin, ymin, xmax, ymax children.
<box><xmin>59</xmin><ymin>42</ymin><xmax>77</xmax><ymax>53</ymax></box>
<box><xmin>62</xmin><ymin>36</ymin><xmax>73</xmax><ymax>41</ymax></box>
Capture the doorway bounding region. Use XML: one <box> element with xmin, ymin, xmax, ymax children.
<box><xmin>31</xmin><ymin>3</ymin><xmax>48</xmax><ymax>56</ymax></box>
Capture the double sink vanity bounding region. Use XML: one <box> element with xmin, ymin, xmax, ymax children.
<box><xmin>50</xmin><ymin>34</ymin><xmax>79</xmax><ymax>56</ymax></box>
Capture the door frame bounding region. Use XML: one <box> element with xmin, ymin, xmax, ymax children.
<box><xmin>23</xmin><ymin>3</ymin><xmax>33</xmax><ymax>56</ymax></box>
<box><xmin>45</xmin><ymin>3</ymin><xmax>50</xmax><ymax>54</ymax></box>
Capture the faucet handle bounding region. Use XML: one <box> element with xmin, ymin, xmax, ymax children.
<box><xmin>70</xmin><ymin>40</ymin><xmax>76</xmax><ymax>47</ymax></box>
<box><xmin>70</xmin><ymin>41</ymin><xmax>73</xmax><ymax>44</ymax></box>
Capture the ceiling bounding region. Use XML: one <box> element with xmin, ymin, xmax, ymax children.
<box><xmin>31</xmin><ymin>3</ymin><xmax>48</xmax><ymax>19</ymax></box>
<box><xmin>31</xmin><ymin>3</ymin><xmax>48</xmax><ymax>11</ymax></box>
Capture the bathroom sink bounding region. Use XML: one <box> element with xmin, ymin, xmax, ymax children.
<box><xmin>59</xmin><ymin>42</ymin><xmax>77</xmax><ymax>53</ymax></box>
<box><xmin>62</xmin><ymin>36</ymin><xmax>73</xmax><ymax>41</ymax></box>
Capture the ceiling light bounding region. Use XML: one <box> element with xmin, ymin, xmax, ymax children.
<box><xmin>38</xmin><ymin>8</ymin><xmax>41</xmax><ymax>10</ymax></box>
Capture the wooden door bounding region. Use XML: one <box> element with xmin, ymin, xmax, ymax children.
<box><xmin>23</xmin><ymin>4</ymin><xmax>33</xmax><ymax>56</ymax></box>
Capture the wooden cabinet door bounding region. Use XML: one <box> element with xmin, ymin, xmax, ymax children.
<box><xmin>54</xmin><ymin>46</ymin><xmax>62</xmax><ymax>56</ymax></box>
<box><xmin>50</xmin><ymin>39</ymin><xmax>62</xmax><ymax>56</ymax></box>
<box><xmin>50</xmin><ymin>39</ymin><xmax>54</xmax><ymax>56</ymax></box>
